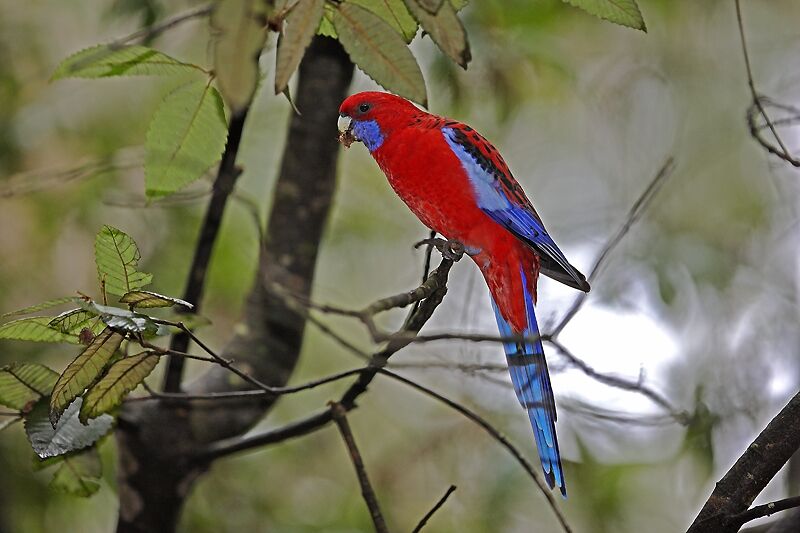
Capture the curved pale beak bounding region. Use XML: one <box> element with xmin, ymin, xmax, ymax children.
<box><xmin>337</xmin><ymin>113</ymin><xmax>357</xmax><ymax>148</ymax></box>
<box><xmin>337</xmin><ymin>113</ymin><xmax>352</xmax><ymax>135</ymax></box>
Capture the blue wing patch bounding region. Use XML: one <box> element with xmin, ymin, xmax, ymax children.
<box><xmin>442</xmin><ymin>126</ymin><xmax>589</xmax><ymax>292</ymax></box>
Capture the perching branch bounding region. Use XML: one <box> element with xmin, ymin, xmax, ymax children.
<box><xmin>330</xmin><ymin>402</ymin><xmax>389</xmax><ymax>533</ymax></box>
<box><xmin>686</xmin><ymin>388</ymin><xmax>800</xmax><ymax>533</ymax></box>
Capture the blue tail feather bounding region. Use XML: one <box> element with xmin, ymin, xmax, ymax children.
<box><xmin>491</xmin><ymin>269</ymin><xmax>566</xmax><ymax>497</ymax></box>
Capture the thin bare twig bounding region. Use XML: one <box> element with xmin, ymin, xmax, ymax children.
<box><xmin>735</xmin><ymin>0</ymin><xmax>799</xmax><ymax>167</ymax></box>
<box><xmin>728</xmin><ymin>496</ymin><xmax>800</xmax><ymax>528</ymax></box>
<box><xmin>127</xmin><ymin>368</ymin><xmax>367</xmax><ymax>402</ymax></box>
<box><xmin>412</xmin><ymin>485</ymin><xmax>457</xmax><ymax>533</ymax></box>
<box><xmin>116</xmin><ymin>3</ymin><xmax>213</xmax><ymax>45</ymax></box>
<box><xmin>377</xmin><ymin>369</ymin><xmax>572</xmax><ymax>533</ymax></box>
<box><xmin>330</xmin><ymin>402</ymin><xmax>389</xmax><ymax>533</ymax></box>
<box><xmin>550</xmin><ymin>157</ymin><xmax>675</xmax><ymax>336</ymax></box>
<box><xmin>547</xmin><ymin>338</ymin><xmax>689</xmax><ymax>424</ymax></box>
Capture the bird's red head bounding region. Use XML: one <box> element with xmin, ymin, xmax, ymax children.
<box><xmin>338</xmin><ymin>92</ymin><xmax>422</xmax><ymax>151</ymax></box>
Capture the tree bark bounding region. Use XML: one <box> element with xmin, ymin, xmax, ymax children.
<box><xmin>115</xmin><ymin>36</ymin><xmax>353</xmax><ymax>533</ymax></box>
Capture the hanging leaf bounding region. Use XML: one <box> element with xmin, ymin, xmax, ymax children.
<box><xmin>49</xmin><ymin>328</ymin><xmax>124</xmax><ymax>426</ymax></box>
<box><xmin>404</xmin><ymin>0</ymin><xmax>470</xmax><ymax>68</ymax></box>
<box><xmin>350</xmin><ymin>0</ymin><xmax>418</xmax><ymax>43</ymax></box>
<box><xmin>274</xmin><ymin>0</ymin><xmax>326</xmax><ymax>94</ymax></box>
<box><xmin>560</xmin><ymin>0</ymin><xmax>646</xmax><ymax>31</ymax></box>
<box><xmin>333</xmin><ymin>3</ymin><xmax>427</xmax><ymax>106</ymax></box>
<box><xmin>0</xmin><ymin>317</ymin><xmax>79</xmax><ymax>344</ymax></box>
<box><xmin>1</xmin><ymin>297</ymin><xmax>75</xmax><ymax>319</ymax></box>
<box><xmin>80</xmin><ymin>352</ymin><xmax>159</xmax><ymax>423</ymax></box>
<box><xmin>80</xmin><ymin>301</ymin><xmax>160</xmax><ymax>335</ymax></box>
<box><xmin>119</xmin><ymin>290</ymin><xmax>193</xmax><ymax>309</ymax></box>
<box><xmin>317</xmin><ymin>4</ymin><xmax>337</xmax><ymax>38</ymax></box>
<box><xmin>26</xmin><ymin>398</ymin><xmax>113</xmax><ymax>458</ymax></box>
<box><xmin>94</xmin><ymin>225</ymin><xmax>153</xmax><ymax>297</ymax></box>
<box><xmin>0</xmin><ymin>363</ymin><xmax>59</xmax><ymax>410</ymax></box>
<box><xmin>49</xmin><ymin>309</ymin><xmax>97</xmax><ymax>334</ymax></box>
<box><xmin>145</xmin><ymin>81</ymin><xmax>228</xmax><ymax>197</ymax></box>
<box><xmin>49</xmin><ymin>447</ymin><xmax>103</xmax><ymax>497</ymax></box>
<box><xmin>51</xmin><ymin>44</ymin><xmax>205</xmax><ymax>80</ymax></box>
<box><xmin>211</xmin><ymin>0</ymin><xmax>270</xmax><ymax>113</ymax></box>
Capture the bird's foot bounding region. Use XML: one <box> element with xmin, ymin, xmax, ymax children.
<box><xmin>414</xmin><ymin>237</ymin><xmax>465</xmax><ymax>262</ymax></box>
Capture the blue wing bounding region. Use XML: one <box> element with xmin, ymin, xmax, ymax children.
<box><xmin>442</xmin><ymin>126</ymin><xmax>590</xmax><ymax>292</ymax></box>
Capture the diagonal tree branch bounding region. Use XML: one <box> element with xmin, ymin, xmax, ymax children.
<box><xmin>687</xmin><ymin>388</ymin><xmax>800</xmax><ymax>533</ymax></box>
<box><xmin>412</xmin><ymin>485</ymin><xmax>457</xmax><ymax>533</ymax></box>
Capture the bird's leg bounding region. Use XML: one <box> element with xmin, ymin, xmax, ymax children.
<box><xmin>414</xmin><ymin>237</ymin><xmax>465</xmax><ymax>262</ymax></box>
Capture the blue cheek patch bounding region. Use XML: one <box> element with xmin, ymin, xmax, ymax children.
<box><xmin>352</xmin><ymin>119</ymin><xmax>385</xmax><ymax>151</ymax></box>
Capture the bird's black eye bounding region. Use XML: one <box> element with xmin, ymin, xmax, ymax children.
<box><xmin>358</xmin><ymin>103</ymin><xmax>371</xmax><ymax>113</ymax></box>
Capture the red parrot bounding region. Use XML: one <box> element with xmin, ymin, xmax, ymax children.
<box><xmin>338</xmin><ymin>92</ymin><xmax>589</xmax><ymax>496</ymax></box>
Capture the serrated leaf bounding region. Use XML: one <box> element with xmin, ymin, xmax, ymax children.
<box><xmin>0</xmin><ymin>317</ymin><xmax>79</xmax><ymax>344</ymax></box>
<box><xmin>275</xmin><ymin>0</ymin><xmax>326</xmax><ymax>94</ymax></box>
<box><xmin>119</xmin><ymin>290</ymin><xmax>193</xmax><ymax>309</ymax></box>
<box><xmin>49</xmin><ymin>309</ymin><xmax>97</xmax><ymax>334</ymax></box>
<box><xmin>212</xmin><ymin>0</ymin><xmax>270</xmax><ymax>112</ymax></box>
<box><xmin>405</xmin><ymin>0</ymin><xmax>470</xmax><ymax>68</ymax></box>
<box><xmin>26</xmin><ymin>398</ymin><xmax>113</xmax><ymax>458</ymax></box>
<box><xmin>561</xmin><ymin>0</ymin><xmax>646</xmax><ymax>31</ymax></box>
<box><xmin>49</xmin><ymin>328</ymin><xmax>124</xmax><ymax>426</ymax></box>
<box><xmin>0</xmin><ymin>363</ymin><xmax>59</xmax><ymax>410</ymax></box>
<box><xmin>80</xmin><ymin>352</ymin><xmax>159</xmax><ymax>423</ymax></box>
<box><xmin>317</xmin><ymin>4</ymin><xmax>337</xmax><ymax>37</ymax></box>
<box><xmin>333</xmin><ymin>3</ymin><xmax>427</xmax><ymax>106</ymax></box>
<box><xmin>52</xmin><ymin>44</ymin><xmax>204</xmax><ymax>80</ymax></box>
<box><xmin>145</xmin><ymin>81</ymin><xmax>228</xmax><ymax>197</ymax></box>
<box><xmin>95</xmin><ymin>225</ymin><xmax>153</xmax><ymax>297</ymax></box>
<box><xmin>49</xmin><ymin>447</ymin><xmax>103</xmax><ymax>497</ymax></box>
<box><xmin>350</xmin><ymin>0</ymin><xmax>418</xmax><ymax>43</ymax></box>
<box><xmin>80</xmin><ymin>301</ymin><xmax>160</xmax><ymax>335</ymax></box>
<box><xmin>1</xmin><ymin>297</ymin><xmax>75</xmax><ymax>319</ymax></box>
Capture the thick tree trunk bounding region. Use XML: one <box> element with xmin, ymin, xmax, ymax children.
<box><xmin>115</xmin><ymin>37</ymin><xmax>353</xmax><ymax>533</ymax></box>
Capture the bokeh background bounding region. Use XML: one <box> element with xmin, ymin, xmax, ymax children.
<box><xmin>2</xmin><ymin>0</ymin><xmax>800</xmax><ymax>531</ymax></box>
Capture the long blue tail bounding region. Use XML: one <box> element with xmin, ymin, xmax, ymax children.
<box><xmin>492</xmin><ymin>268</ymin><xmax>566</xmax><ymax>497</ymax></box>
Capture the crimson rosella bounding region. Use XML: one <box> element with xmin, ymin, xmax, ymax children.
<box><xmin>338</xmin><ymin>92</ymin><xmax>589</xmax><ymax>496</ymax></box>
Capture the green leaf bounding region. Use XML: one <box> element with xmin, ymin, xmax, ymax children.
<box><xmin>404</xmin><ymin>0</ymin><xmax>470</xmax><ymax>68</ymax></box>
<box><xmin>450</xmin><ymin>0</ymin><xmax>468</xmax><ymax>11</ymax></box>
<box><xmin>333</xmin><ymin>3</ymin><xmax>427</xmax><ymax>106</ymax></box>
<box><xmin>561</xmin><ymin>0</ymin><xmax>646</xmax><ymax>31</ymax></box>
<box><xmin>49</xmin><ymin>309</ymin><xmax>97</xmax><ymax>334</ymax></box>
<box><xmin>80</xmin><ymin>352</ymin><xmax>159</xmax><ymax>423</ymax></box>
<box><xmin>1</xmin><ymin>297</ymin><xmax>75</xmax><ymax>319</ymax></box>
<box><xmin>145</xmin><ymin>81</ymin><xmax>228</xmax><ymax>197</ymax></box>
<box><xmin>26</xmin><ymin>398</ymin><xmax>113</xmax><ymax>458</ymax></box>
<box><xmin>350</xmin><ymin>0</ymin><xmax>418</xmax><ymax>43</ymax></box>
<box><xmin>211</xmin><ymin>0</ymin><xmax>270</xmax><ymax>112</ymax></box>
<box><xmin>80</xmin><ymin>301</ymin><xmax>160</xmax><ymax>335</ymax></box>
<box><xmin>274</xmin><ymin>0</ymin><xmax>326</xmax><ymax>94</ymax></box>
<box><xmin>0</xmin><ymin>363</ymin><xmax>59</xmax><ymax>410</ymax></box>
<box><xmin>317</xmin><ymin>4</ymin><xmax>337</xmax><ymax>38</ymax></box>
<box><xmin>49</xmin><ymin>328</ymin><xmax>124</xmax><ymax>426</ymax></box>
<box><xmin>49</xmin><ymin>447</ymin><xmax>103</xmax><ymax>497</ymax></box>
<box><xmin>52</xmin><ymin>44</ymin><xmax>204</xmax><ymax>80</ymax></box>
<box><xmin>95</xmin><ymin>225</ymin><xmax>153</xmax><ymax>297</ymax></box>
<box><xmin>0</xmin><ymin>317</ymin><xmax>79</xmax><ymax>344</ymax></box>
<box><xmin>119</xmin><ymin>290</ymin><xmax>193</xmax><ymax>309</ymax></box>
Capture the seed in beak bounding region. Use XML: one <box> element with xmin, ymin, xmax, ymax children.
<box><xmin>337</xmin><ymin>116</ymin><xmax>357</xmax><ymax>148</ymax></box>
